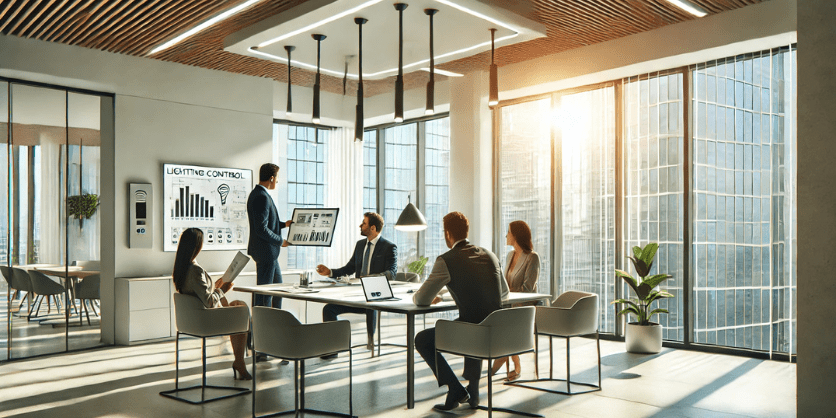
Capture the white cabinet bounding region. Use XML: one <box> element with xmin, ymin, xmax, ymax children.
<box><xmin>115</xmin><ymin>276</ymin><xmax>174</xmax><ymax>344</ymax></box>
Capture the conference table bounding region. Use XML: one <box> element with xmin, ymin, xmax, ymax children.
<box><xmin>235</xmin><ymin>281</ymin><xmax>551</xmax><ymax>409</ymax></box>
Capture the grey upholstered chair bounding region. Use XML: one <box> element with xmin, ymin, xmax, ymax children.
<box><xmin>27</xmin><ymin>270</ymin><xmax>67</xmax><ymax>318</ymax></box>
<box><xmin>435</xmin><ymin>306</ymin><xmax>541</xmax><ymax>418</ymax></box>
<box><xmin>251</xmin><ymin>307</ymin><xmax>355</xmax><ymax>418</ymax></box>
<box><xmin>7</xmin><ymin>267</ymin><xmax>35</xmax><ymax>316</ymax></box>
<box><xmin>73</xmin><ymin>274</ymin><xmax>100</xmax><ymax>326</ymax></box>
<box><xmin>509</xmin><ymin>290</ymin><xmax>601</xmax><ymax>395</ymax></box>
<box><xmin>159</xmin><ymin>293</ymin><xmax>251</xmax><ymax>404</ymax></box>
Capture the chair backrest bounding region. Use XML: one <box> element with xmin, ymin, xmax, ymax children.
<box><xmin>71</xmin><ymin>260</ymin><xmax>101</xmax><ymax>270</ymax></box>
<box><xmin>537</xmin><ymin>291</ymin><xmax>598</xmax><ymax>337</ymax></box>
<box><xmin>482</xmin><ymin>306</ymin><xmax>536</xmax><ymax>356</ymax></box>
<box><xmin>28</xmin><ymin>270</ymin><xmax>66</xmax><ymax>296</ymax></box>
<box><xmin>75</xmin><ymin>274</ymin><xmax>101</xmax><ymax>299</ymax></box>
<box><xmin>252</xmin><ymin>307</ymin><xmax>301</xmax><ymax>355</ymax></box>
<box><xmin>252</xmin><ymin>306</ymin><xmax>350</xmax><ymax>360</ymax></box>
<box><xmin>395</xmin><ymin>272</ymin><xmax>420</xmax><ymax>283</ymax></box>
<box><xmin>9</xmin><ymin>268</ymin><xmax>33</xmax><ymax>292</ymax></box>
<box><xmin>0</xmin><ymin>266</ymin><xmax>12</xmax><ymax>286</ymax></box>
<box><xmin>173</xmin><ymin>293</ymin><xmax>249</xmax><ymax>337</ymax></box>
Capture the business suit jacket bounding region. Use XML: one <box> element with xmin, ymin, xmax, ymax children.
<box><xmin>246</xmin><ymin>185</ymin><xmax>285</xmax><ymax>261</ymax></box>
<box><xmin>413</xmin><ymin>239</ymin><xmax>508</xmax><ymax>324</ymax></box>
<box><xmin>330</xmin><ymin>237</ymin><xmax>398</xmax><ymax>280</ymax></box>
<box><xmin>181</xmin><ymin>262</ymin><xmax>225</xmax><ymax>309</ymax></box>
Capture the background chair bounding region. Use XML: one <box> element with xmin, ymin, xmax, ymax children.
<box><xmin>435</xmin><ymin>306</ymin><xmax>541</xmax><ymax>418</ymax></box>
<box><xmin>508</xmin><ymin>291</ymin><xmax>601</xmax><ymax>395</ymax></box>
<box><xmin>27</xmin><ymin>270</ymin><xmax>67</xmax><ymax>319</ymax></box>
<box><xmin>159</xmin><ymin>293</ymin><xmax>251</xmax><ymax>404</ymax></box>
<box><xmin>370</xmin><ymin>271</ymin><xmax>421</xmax><ymax>357</ymax></box>
<box><xmin>2</xmin><ymin>266</ymin><xmax>24</xmax><ymax>313</ymax></box>
<box><xmin>73</xmin><ymin>274</ymin><xmax>100</xmax><ymax>326</ymax></box>
<box><xmin>252</xmin><ymin>306</ymin><xmax>355</xmax><ymax>418</ymax></box>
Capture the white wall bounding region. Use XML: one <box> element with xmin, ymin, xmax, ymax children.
<box><xmin>1</xmin><ymin>34</ymin><xmax>275</xmax><ymax>344</ymax></box>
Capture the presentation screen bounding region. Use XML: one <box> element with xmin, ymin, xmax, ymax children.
<box><xmin>286</xmin><ymin>208</ymin><xmax>340</xmax><ymax>247</ymax></box>
<box><xmin>163</xmin><ymin>163</ymin><xmax>252</xmax><ymax>251</ymax></box>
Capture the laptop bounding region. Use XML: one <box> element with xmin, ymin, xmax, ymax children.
<box><xmin>360</xmin><ymin>275</ymin><xmax>400</xmax><ymax>302</ymax></box>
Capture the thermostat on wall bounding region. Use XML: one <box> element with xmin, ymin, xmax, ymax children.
<box><xmin>130</xmin><ymin>183</ymin><xmax>152</xmax><ymax>248</ymax></box>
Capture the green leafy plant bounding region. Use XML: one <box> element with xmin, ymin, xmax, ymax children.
<box><xmin>611</xmin><ymin>243</ymin><xmax>674</xmax><ymax>326</ymax></box>
<box><xmin>67</xmin><ymin>193</ymin><xmax>100</xmax><ymax>220</ymax></box>
<box><xmin>406</xmin><ymin>256</ymin><xmax>429</xmax><ymax>275</ymax></box>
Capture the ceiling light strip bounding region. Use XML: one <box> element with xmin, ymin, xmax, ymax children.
<box><xmin>666</xmin><ymin>0</ymin><xmax>707</xmax><ymax>17</ymax></box>
<box><xmin>150</xmin><ymin>0</ymin><xmax>262</xmax><ymax>54</ymax></box>
<box><xmin>433</xmin><ymin>0</ymin><xmax>516</xmax><ymax>32</ymax></box>
<box><xmin>420</xmin><ymin>68</ymin><xmax>463</xmax><ymax>77</ymax></box>
<box><xmin>258</xmin><ymin>0</ymin><xmax>385</xmax><ymax>48</ymax></box>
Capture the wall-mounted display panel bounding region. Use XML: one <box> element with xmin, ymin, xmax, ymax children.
<box><xmin>163</xmin><ymin>164</ymin><xmax>252</xmax><ymax>251</ymax></box>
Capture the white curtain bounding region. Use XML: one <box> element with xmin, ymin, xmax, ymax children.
<box><xmin>39</xmin><ymin>134</ymin><xmax>63</xmax><ymax>264</ymax></box>
<box><xmin>323</xmin><ymin>127</ymin><xmax>364</xmax><ymax>268</ymax></box>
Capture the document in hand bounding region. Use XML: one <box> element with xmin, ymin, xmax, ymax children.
<box><xmin>221</xmin><ymin>251</ymin><xmax>251</xmax><ymax>283</ymax></box>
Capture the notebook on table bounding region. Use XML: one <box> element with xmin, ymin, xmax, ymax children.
<box><xmin>360</xmin><ymin>275</ymin><xmax>400</xmax><ymax>302</ymax></box>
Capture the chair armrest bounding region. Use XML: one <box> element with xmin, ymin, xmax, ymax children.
<box><xmin>436</xmin><ymin>320</ymin><xmax>491</xmax><ymax>358</ymax></box>
<box><xmin>535</xmin><ymin>305</ymin><xmax>597</xmax><ymax>337</ymax></box>
<box><xmin>255</xmin><ymin>320</ymin><xmax>351</xmax><ymax>359</ymax></box>
<box><xmin>177</xmin><ymin>305</ymin><xmax>250</xmax><ymax>337</ymax></box>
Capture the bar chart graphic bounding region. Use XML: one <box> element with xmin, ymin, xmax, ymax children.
<box><xmin>163</xmin><ymin>164</ymin><xmax>252</xmax><ymax>251</ymax></box>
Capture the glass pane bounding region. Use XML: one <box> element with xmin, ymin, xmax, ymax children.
<box><xmin>10</xmin><ymin>83</ymin><xmax>67</xmax><ymax>358</ymax></box>
<box><xmin>498</xmin><ymin>99</ymin><xmax>552</xmax><ymax>296</ymax></box>
<box><xmin>283</xmin><ymin>124</ymin><xmax>329</xmax><ymax>269</ymax></box>
<box><xmin>423</xmin><ymin>117</ymin><xmax>450</xmax><ymax>273</ymax></box>
<box><xmin>363</xmin><ymin>130</ymin><xmax>377</xmax><ymax>213</ymax></box>
<box><xmin>67</xmin><ymin>92</ymin><xmax>102</xmax><ymax>351</ymax></box>
<box><xmin>0</xmin><ymin>81</ymin><xmax>7</xmax><ymax>362</ymax></box>
<box><xmin>625</xmin><ymin>73</ymin><xmax>685</xmax><ymax>342</ymax></box>
<box><xmin>691</xmin><ymin>47</ymin><xmax>796</xmax><ymax>354</ymax></box>
<box><xmin>558</xmin><ymin>87</ymin><xmax>617</xmax><ymax>333</ymax></box>
<box><xmin>383</xmin><ymin>124</ymin><xmax>418</xmax><ymax>261</ymax></box>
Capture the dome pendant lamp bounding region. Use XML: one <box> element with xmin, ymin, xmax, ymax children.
<box><xmin>425</xmin><ymin>9</ymin><xmax>438</xmax><ymax>116</ymax></box>
<box><xmin>489</xmin><ymin>28</ymin><xmax>499</xmax><ymax>107</ymax></box>
<box><xmin>355</xmin><ymin>17</ymin><xmax>368</xmax><ymax>141</ymax></box>
<box><xmin>312</xmin><ymin>34</ymin><xmax>326</xmax><ymax>124</ymax></box>
<box><xmin>394</xmin><ymin>3</ymin><xmax>407</xmax><ymax>123</ymax></box>
<box><xmin>284</xmin><ymin>45</ymin><xmax>295</xmax><ymax>114</ymax></box>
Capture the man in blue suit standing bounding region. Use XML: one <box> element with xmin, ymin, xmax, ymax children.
<box><xmin>315</xmin><ymin>212</ymin><xmax>397</xmax><ymax>356</ymax></box>
<box><xmin>247</xmin><ymin>163</ymin><xmax>291</xmax><ymax>309</ymax></box>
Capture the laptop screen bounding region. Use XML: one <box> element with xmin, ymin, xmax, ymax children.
<box><xmin>360</xmin><ymin>275</ymin><xmax>396</xmax><ymax>302</ymax></box>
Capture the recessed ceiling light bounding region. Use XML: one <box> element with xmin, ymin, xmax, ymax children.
<box><xmin>150</xmin><ymin>0</ymin><xmax>263</xmax><ymax>55</ymax></box>
<box><xmin>420</xmin><ymin>68</ymin><xmax>463</xmax><ymax>77</ymax></box>
<box><xmin>666</xmin><ymin>0</ymin><xmax>707</xmax><ymax>17</ymax></box>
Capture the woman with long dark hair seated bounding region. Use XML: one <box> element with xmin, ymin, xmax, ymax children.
<box><xmin>173</xmin><ymin>227</ymin><xmax>252</xmax><ymax>380</ymax></box>
<box><xmin>490</xmin><ymin>220</ymin><xmax>540</xmax><ymax>382</ymax></box>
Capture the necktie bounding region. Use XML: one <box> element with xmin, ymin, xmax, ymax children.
<box><xmin>361</xmin><ymin>241</ymin><xmax>372</xmax><ymax>276</ymax></box>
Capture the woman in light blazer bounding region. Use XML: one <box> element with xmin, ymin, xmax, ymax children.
<box><xmin>490</xmin><ymin>220</ymin><xmax>540</xmax><ymax>382</ymax></box>
<box><xmin>173</xmin><ymin>228</ymin><xmax>252</xmax><ymax>380</ymax></box>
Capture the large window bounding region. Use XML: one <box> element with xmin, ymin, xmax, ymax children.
<box><xmin>495</xmin><ymin>45</ymin><xmax>797</xmax><ymax>356</ymax></box>
<box><xmin>559</xmin><ymin>86</ymin><xmax>617</xmax><ymax>333</ymax></box>
<box><xmin>280</xmin><ymin>123</ymin><xmax>330</xmax><ymax>269</ymax></box>
<box><xmin>364</xmin><ymin>115</ymin><xmax>450</xmax><ymax>275</ymax></box>
<box><xmin>497</xmin><ymin>100</ymin><xmax>553</xmax><ymax>297</ymax></box>
<box><xmin>692</xmin><ymin>48</ymin><xmax>796</xmax><ymax>353</ymax></box>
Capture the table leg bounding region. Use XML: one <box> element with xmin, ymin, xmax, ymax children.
<box><xmin>407</xmin><ymin>312</ymin><xmax>415</xmax><ymax>409</ymax></box>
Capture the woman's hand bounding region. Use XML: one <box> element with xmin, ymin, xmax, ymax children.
<box><xmin>215</xmin><ymin>277</ymin><xmax>234</xmax><ymax>293</ymax></box>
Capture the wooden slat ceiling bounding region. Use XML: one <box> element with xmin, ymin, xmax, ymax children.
<box><xmin>0</xmin><ymin>0</ymin><xmax>764</xmax><ymax>97</ymax></box>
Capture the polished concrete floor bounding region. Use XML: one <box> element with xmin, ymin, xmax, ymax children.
<box><xmin>0</xmin><ymin>314</ymin><xmax>796</xmax><ymax>418</ymax></box>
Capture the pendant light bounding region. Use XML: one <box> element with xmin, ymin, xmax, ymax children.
<box><xmin>425</xmin><ymin>9</ymin><xmax>438</xmax><ymax>116</ymax></box>
<box><xmin>395</xmin><ymin>193</ymin><xmax>427</xmax><ymax>231</ymax></box>
<box><xmin>355</xmin><ymin>17</ymin><xmax>367</xmax><ymax>141</ymax></box>
<box><xmin>394</xmin><ymin>3</ymin><xmax>407</xmax><ymax>123</ymax></box>
<box><xmin>312</xmin><ymin>34</ymin><xmax>326</xmax><ymax>124</ymax></box>
<box><xmin>489</xmin><ymin>28</ymin><xmax>498</xmax><ymax>107</ymax></box>
<box><xmin>284</xmin><ymin>45</ymin><xmax>295</xmax><ymax>114</ymax></box>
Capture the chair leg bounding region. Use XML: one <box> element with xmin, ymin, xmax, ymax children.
<box><xmin>506</xmin><ymin>333</ymin><xmax>602</xmax><ymax>396</ymax></box>
<box><xmin>566</xmin><ymin>337</ymin><xmax>571</xmax><ymax>394</ymax></box>
<box><xmin>534</xmin><ymin>334</ymin><xmax>539</xmax><ymax>379</ymax></box>
<box><xmin>597</xmin><ymin>331</ymin><xmax>602</xmax><ymax>388</ymax></box>
<box><xmin>349</xmin><ymin>349</ymin><xmax>353</xmax><ymax>416</ymax></box>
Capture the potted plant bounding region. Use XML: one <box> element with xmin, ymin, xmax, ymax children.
<box><xmin>405</xmin><ymin>256</ymin><xmax>429</xmax><ymax>276</ymax></box>
<box><xmin>611</xmin><ymin>243</ymin><xmax>673</xmax><ymax>354</ymax></box>
<box><xmin>67</xmin><ymin>193</ymin><xmax>100</xmax><ymax>229</ymax></box>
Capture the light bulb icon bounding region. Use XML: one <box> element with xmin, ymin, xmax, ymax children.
<box><xmin>217</xmin><ymin>184</ymin><xmax>230</xmax><ymax>205</ymax></box>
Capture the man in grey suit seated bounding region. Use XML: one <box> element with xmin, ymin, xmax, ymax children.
<box><xmin>412</xmin><ymin>211</ymin><xmax>508</xmax><ymax>412</ymax></box>
<box><xmin>315</xmin><ymin>212</ymin><xmax>398</xmax><ymax>357</ymax></box>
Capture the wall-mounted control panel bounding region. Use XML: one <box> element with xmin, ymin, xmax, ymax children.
<box><xmin>130</xmin><ymin>183</ymin><xmax>152</xmax><ymax>248</ymax></box>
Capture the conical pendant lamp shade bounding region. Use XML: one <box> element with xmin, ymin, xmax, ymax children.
<box><xmin>312</xmin><ymin>34</ymin><xmax>326</xmax><ymax>124</ymax></box>
<box><xmin>395</xmin><ymin>195</ymin><xmax>427</xmax><ymax>231</ymax></box>
<box><xmin>284</xmin><ymin>45</ymin><xmax>295</xmax><ymax>114</ymax></box>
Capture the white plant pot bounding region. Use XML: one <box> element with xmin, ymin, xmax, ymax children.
<box><xmin>625</xmin><ymin>322</ymin><xmax>663</xmax><ymax>354</ymax></box>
